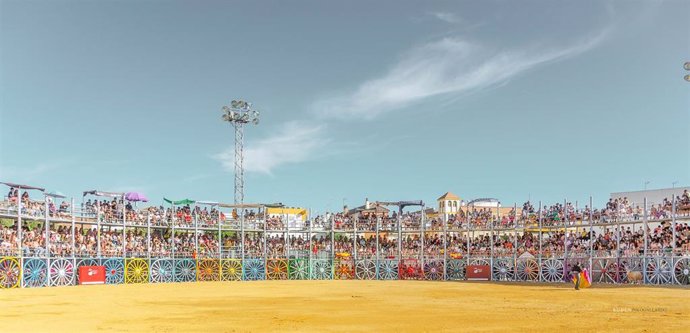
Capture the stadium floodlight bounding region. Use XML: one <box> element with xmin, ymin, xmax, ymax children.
<box><xmin>221</xmin><ymin>99</ymin><xmax>260</xmax><ymax>206</ymax></box>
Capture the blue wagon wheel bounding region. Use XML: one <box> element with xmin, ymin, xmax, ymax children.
<box><xmin>150</xmin><ymin>259</ymin><xmax>174</xmax><ymax>283</ymax></box>
<box><xmin>355</xmin><ymin>260</ymin><xmax>376</xmax><ymax>280</ymax></box>
<box><xmin>446</xmin><ymin>259</ymin><xmax>466</xmax><ymax>280</ymax></box>
<box><xmin>492</xmin><ymin>258</ymin><xmax>514</xmax><ymax>281</ymax></box>
<box><xmin>378</xmin><ymin>260</ymin><xmax>398</xmax><ymax>280</ymax></box>
<box><xmin>288</xmin><ymin>259</ymin><xmax>308</xmax><ymax>280</ymax></box>
<box><xmin>0</xmin><ymin>257</ymin><xmax>21</xmax><ymax>289</ymax></box>
<box><xmin>175</xmin><ymin>259</ymin><xmax>197</xmax><ymax>282</ymax></box>
<box><xmin>243</xmin><ymin>259</ymin><xmax>265</xmax><ymax>280</ymax></box>
<box><xmin>102</xmin><ymin>258</ymin><xmax>124</xmax><ymax>284</ymax></box>
<box><xmin>23</xmin><ymin>258</ymin><xmax>48</xmax><ymax>288</ymax></box>
<box><xmin>50</xmin><ymin>258</ymin><xmax>75</xmax><ymax>286</ymax></box>
<box><xmin>310</xmin><ymin>259</ymin><xmax>332</xmax><ymax>280</ymax></box>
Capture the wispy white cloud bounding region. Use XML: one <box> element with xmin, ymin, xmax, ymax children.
<box><xmin>430</xmin><ymin>11</ymin><xmax>462</xmax><ymax>24</ymax></box>
<box><xmin>313</xmin><ymin>29</ymin><xmax>609</xmax><ymax>120</ymax></box>
<box><xmin>214</xmin><ymin>121</ymin><xmax>329</xmax><ymax>175</ymax></box>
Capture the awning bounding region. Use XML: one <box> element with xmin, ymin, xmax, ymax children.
<box><xmin>83</xmin><ymin>190</ymin><xmax>124</xmax><ymax>198</ymax></box>
<box><xmin>0</xmin><ymin>182</ymin><xmax>45</xmax><ymax>191</ymax></box>
<box><xmin>164</xmin><ymin>198</ymin><xmax>195</xmax><ymax>205</ymax></box>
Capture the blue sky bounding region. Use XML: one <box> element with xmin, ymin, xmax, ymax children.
<box><xmin>1</xmin><ymin>0</ymin><xmax>688</xmax><ymax>213</ymax></box>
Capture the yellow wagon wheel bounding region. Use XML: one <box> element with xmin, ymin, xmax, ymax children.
<box><xmin>125</xmin><ymin>259</ymin><xmax>149</xmax><ymax>284</ymax></box>
<box><xmin>266</xmin><ymin>259</ymin><xmax>288</xmax><ymax>280</ymax></box>
<box><xmin>221</xmin><ymin>259</ymin><xmax>242</xmax><ymax>281</ymax></box>
<box><xmin>0</xmin><ymin>257</ymin><xmax>21</xmax><ymax>289</ymax></box>
<box><xmin>197</xmin><ymin>259</ymin><xmax>220</xmax><ymax>281</ymax></box>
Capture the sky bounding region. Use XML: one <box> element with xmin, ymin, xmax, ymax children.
<box><xmin>1</xmin><ymin>0</ymin><xmax>689</xmax><ymax>213</ymax></box>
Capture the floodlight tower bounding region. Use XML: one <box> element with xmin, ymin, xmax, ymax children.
<box><xmin>222</xmin><ymin>100</ymin><xmax>260</xmax><ymax>206</ymax></box>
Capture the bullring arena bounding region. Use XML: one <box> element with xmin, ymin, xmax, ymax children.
<box><xmin>1</xmin><ymin>184</ymin><xmax>690</xmax><ymax>332</ymax></box>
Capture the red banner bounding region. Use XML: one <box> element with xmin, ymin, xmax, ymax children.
<box><xmin>466</xmin><ymin>265</ymin><xmax>491</xmax><ymax>280</ymax></box>
<box><xmin>78</xmin><ymin>266</ymin><xmax>106</xmax><ymax>285</ymax></box>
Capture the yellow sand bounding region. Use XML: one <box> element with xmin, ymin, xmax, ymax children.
<box><xmin>0</xmin><ymin>281</ymin><xmax>688</xmax><ymax>332</ymax></box>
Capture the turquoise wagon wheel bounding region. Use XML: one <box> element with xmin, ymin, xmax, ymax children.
<box><xmin>50</xmin><ymin>258</ymin><xmax>75</xmax><ymax>286</ymax></box>
<box><xmin>243</xmin><ymin>259</ymin><xmax>266</xmax><ymax>280</ymax></box>
<box><xmin>378</xmin><ymin>260</ymin><xmax>398</xmax><ymax>280</ymax></box>
<box><xmin>423</xmin><ymin>260</ymin><xmax>444</xmax><ymax>280</ymax></box>
<box><xmin>103</xmin><ymin>258</ymin><xmax>124</xmax><ymax>284</ymax></box>
<box><xmin>288</xmin><ymin>259</ymin><xmax>308</xmax><ymax>280</ymax></box>
<box><xmin>310</xmin><ymin>259</ymin><xmax>332</xmax><ymax>280</ymax></box>
<box><xmin>0</xmin><ymin>257</ymin><xmax>21</xmax><ymax>288</ymax></box>
<box><xmin>355</xmin><ymin>260</ymin><xmax>376</xmax><ymax>280</ymax></box>
<box><xmin>150</xmin><ymin>259</ymin><xmax>174</xmax><ymax>283</ymax></box>
<box><xmin>175</xmin><ymin>259</ymin><xmax>197</xmax><ymax>282</ymax></box>
<box><xmin>221</xmin><ymin>259</ymin><xmax>242</xmax><ymax>281</ymax></box>
<box><xmin>23</xmin><ymin>258</ymin><xmax>48</xmax><ymax>288</ymax></box>
<box><xmin>492</xmin><ymin>258</ymin><xmax>514</xmax><ymax>281</ymax></box>
<box><xmin>446</xmin><ymin>259</ymin><xmax>466</xmax><ymax>280</ymax></box>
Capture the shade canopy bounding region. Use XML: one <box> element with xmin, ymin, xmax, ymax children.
<box><xmin>164</xmin><ymin>198</ymin><xmax>195</xmax><ymax>205</ymax></box>
<box><xmin>83</xmin><ymin>190</ymin><xmax>124</xmax><ymax>198</ymax></box>
<box><xmin>0</xmin><ymin>182</ymin><xmax>45</xmax><ymax>191</ymax></box>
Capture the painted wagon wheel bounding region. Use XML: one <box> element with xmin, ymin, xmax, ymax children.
<box><xmin>470</xmin><ymin>258</ymin><xmax>489</xmax><ymax>266</ymax></box>
<box><xmin>23</xmin><ymin>258</ymin><xmax>48</xmax><ymax>288</ymax></box>
<box><xmin>378</xmin><ymin>260</ymin><xmax>398</xmax><ymax>280</ymax></box>
<box><xmin>77</xmin><ymin>258</ymin><xmax>99</xmax><ymax>270</ymax></box>
<box><xmin>540</xmin><ymin>259</ymin><xmax>564</xmax><ymax>282</ymax></box>
<box><xmin>103</xmin><ymin>258</ymin><xmax>124</xmax><ymax>284</ymax></box>
<box><xmin>400</xmin><ymin>260</ymin><xmax>421</xmax><ymax>280</ymax></box>
<box><xmin>492</xmin><ymin>259</ymin><xmax>514</xmax><ymax>281</ymax></box>
<box><xmin>197</xmin><ymin>259</ymin><xmax>220</xmax><ymax>281</ymax></box>
<box><xmin>423</xmin><ymin>260</ymin><xmax>444</xmax><ymax>280</ymax></box>
<box><xmin>50</xmin><ymin>258</ymin><xmax>75</xmax><ymax>286</ymax></box>
<box><xmin>125</xmin><ymin>259</ymin><xmax>149</xmax><ymax>284</ymax></box>
<box><xmin>674</xmin><ymin>258</ymin><xmax>690</xmax><ymax>285</ymax></box>
<box><xmin>0</xmin><ymin>257</ymin><xmax>21</xmax><ymax>289</ymax></box>
<box><xmin>334</xmin><ymin>260</ymin><xmax>354</xmax><ymax>280</ymax></box>
<box><xmin>221</xmin><ymin>259</ymin><xmax>242</xmax><ymax>281</ymax></box>
<box><xmin>355</xmin><ymin>260</ymin><xmax>376</xmax><ymax>280</ymax></box>
<box><xmin>592</xmin><ymin>259</ymin><xmax>623</xmax><ymax>284</ymax></box>
<box><xmin>266</xmin><ymin>259</ymin><xmax>289</xmax><ymax>280</ymax></box>
<box><xmin>310</xmin><ymin>259</ymin><xmax>332</xmax><ymax>280</ymax></box>
<box><xmin>288</xmin><ymin>259</ymin><xmax>308</xmax><ymax>280</ymax></box>
<box><xmin>446</xmin><ymin>259</ymin><xmax>465</xmax><ymax>280</ymax></box>
<box><xmin>150</xmin><ymin>259</ymin><xmax>174</xmax><ymax>283</ymax></box>
<box><xmin>243</xmin><ymin>259</ymin><xmax>265</xmax><ymax>280</ymax></box>
<box><xmin>645</xmin><ymin>257</ymin><xmax>672</xmax><ymax>284</ymax></box>
<box><xmin>515</xmin><ymin>259</ymin><xmax>539</xmax><ymax>281</ymax></box>
<box><xmin>175</xmin><ymin>259</ymin><xmax>196</xmax><ymax>282</ymax></box>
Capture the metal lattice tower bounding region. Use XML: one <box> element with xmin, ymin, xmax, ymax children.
<box><xmin>222</xmin><ymin>100</ymin><xmax>260</xmax><ymax>205</ymax></box>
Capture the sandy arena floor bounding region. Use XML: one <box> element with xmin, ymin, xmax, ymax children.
<box><xmin>0</xmin><ymin>280</ymin><xmax>688</xmax><ymax>332</ymax></box>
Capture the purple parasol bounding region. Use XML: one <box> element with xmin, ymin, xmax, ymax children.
<box><xmin>125</xmin><ymin>192</ymin><xmax>148</xmax><ymax>202</ymax></box>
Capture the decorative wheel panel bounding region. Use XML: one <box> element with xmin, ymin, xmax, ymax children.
<box><xmin>516</xmin><ymin>259</ymin><xmax>539</xmax><ymax>281</ymax></box>
<box><xmin>102</xmin><ymin>258</ymin><xmax>124</xmax><ymax>284</ymax></box>
<box><xmin>492</xmin><ymin>258</ymin><xmax>514</xmax><ymax>281</ymax></box>
<box><xmin>221</xmin><ymin>259</ymin><xmax>242</xmax><ymax>281</ymax></box>
<box><xmin>541</xmin><ymin>259</ymin><xmax>564</xmax><ymax>282</ymax></box>
<box><xmin>125</xmin><ymin>258</ymin><xmax>149</xmax><ymax>284</ymax></box>
<box><xmin>423</xmin><ymin>260</ymin><xmax>444</xmax><ymax>280</ymax></box>
<box><xmin>310</xmin><ymin>259</ymin><xmax>332</xmax><ymax>280</ymax></box>
<box><xmin>288</xmin><ymin>259</ymin><xmax>308</xmax><ymax>280</ymax></box>
<box><xmin>446</xmin><ymin>259</ymin><xmax>466</xmax><ymax>280</ymax></box>
<box><xmin>378</xmin><ymin>260</ymin><xmax>398</xmax><ymax>280</ymax></box>
<box><xmin>470</xmin><ymin>258</ymin><xmax>489</xmax><ymax>266</ymax></box>
<box><xmin>399</xmin><ymin>259</ymin><xmax>422</xmax><ymax>280</ymax></box>
<box><xmin>50</xmin><ymin>258</ymin><xmax>75</xmax><ymax>286</ymax></box>
<box><xmin>355</xmin><ymin>260</ymin><xmax>376</xmax><ymax>280</ymax></box>
<box><xmin>645</xmin><ymin>257</ymin><xmax>672</xmax><ymax>284</ymax></box>
<box><xmin>674</xmin><ymin>258</ymin><xmax>690</xmax><ymax>285</ymax></box>
<box><xmin>150</xmin><ymin>259</ymin><xmax>174</xmax><ymax>283</ymax></box>
<box><xmin>243</xmin><ymin>259</ymin><xmax>266</xmax><ymax>280</ymax></box>
<box><xmin>175</xmin><ymin>259</ymin><xmax>197</xmax><ymax>282</ymax></box>
<box><xmin>334</xmin><ymin>259</ymin><xmax>354</xmax><ymax>280</ymax></box>
<box><xmin>0</xmin><ymin>257</ymin><xmax>20</xmax><ymax>289</ymax></box>
<box><xmin>591</xmin><ymin>258</ymin><xmax>624</xmax><ymax>284</ymax></box>
<box><xmin>77</xmin><ymin>258</ymin><xmax>98</xmax><ymax>270</ymax></box>
<box><xmin>197</xmin><ymin>259</ymin><xmax>220</xmax><ymax>281</ymax></box>
<box><xmin>266</xmin><ymin>259</ymin><xmax>289</xmax><ymax>280</ymax></box>
<box><xmin>22</xmin><ymin>258</ymin><xmax>48</xmax><ymax>288</ymax></box>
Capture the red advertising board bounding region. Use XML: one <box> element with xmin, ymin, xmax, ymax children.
<box><xmin>78</xmin><ymin>266</ymin><xmax>106</xmax><ymax>285</ymax></box>
<box><xmin>466</xmin><ymin>265</ymin><xmax>491</xmax><ymax>281</ymax></box>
